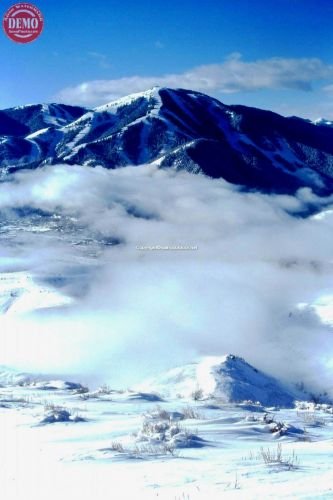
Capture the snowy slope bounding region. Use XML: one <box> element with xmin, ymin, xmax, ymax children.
<box><xmin>313</xmin><ymin>118</ymin><xmax>333</xmax><ymax>128</ymax></box>
<box><xmin>1</xmin><ymin>88</ymin><xmax>333</xmax><ymax>194</ymax></box>
<box><xmin>0</xmin><ymin>365</ymin><xmax>333</xmax><ymax>500</ymax></box>
<box><xmin>0</xmin><ymin>272</ymin><xmax>72</xmax><ymax>315</ymax></box>
<box><xmin>1</xmin><ymin>103</ymin><xmax>88</xmax><ymax>134</ymax></box>
<box><xmin>137</xmin><ymin>355</ymin><xmax>305</xmax><ymax>407</ymax></box>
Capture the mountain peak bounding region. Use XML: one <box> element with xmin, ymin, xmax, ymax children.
<box><xmin>313</xmin><ymin>117</ymin><xmax>333</xmax><ymax>127</ymax></box>
<box><xmin>94</xmin><ymin>86</ymin><xmax>163</xmax><ymax>113</ymax></box>
<box><xmin>1</xmin><ymin>88</ymin><xmax>333</xmax><ymax>195</ymax></box>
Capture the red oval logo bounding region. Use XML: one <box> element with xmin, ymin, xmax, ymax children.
<box><xmin>3</xmin><ymin>3</ymin><xmax>44</xmax><ymax>44</ymax></box>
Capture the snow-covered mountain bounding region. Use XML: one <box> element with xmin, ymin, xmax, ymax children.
<box><xmin>1</xmin><ymin>87</ymin><xmax>333</xmax><ymax>193</ymax></box>
<box><xmin>313</xmin><ymin>118</ymin><xmax>333</xmax><ymax>128</ymax></box>
<box><xmin>0</xmin><ymin>103</ymin><xmax>87</xmax><ymax>136</ymax></box>
<box><xmin>137</xmin><ymin>355</ymin><xmax>307</xmax><ymax>407</ymax></box>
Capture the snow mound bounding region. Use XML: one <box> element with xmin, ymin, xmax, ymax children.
<box><xmin>0</xmin><ymin>367</ymin><xmax>83</xmax><ymax>391</ymax></box>
<box><xmin>136</xmin><ymin>419</ymin><xmax>207</xmax><ymax>449</ymax></box>
<box><xmin>137</xmin><ymin>355</ymin><xmax>304</xmax><ymax>408</ymax></box>
<box><xmin>40</xmin><ymin>408</ymin><xmax>85</xmax><ymax>425</ymax></box>
<box><xmin>0</xmin><ymin>367</ymin><xmax>37</xmax><ymax>386</ymax></box>
<box><xmin>33</xmin><ymin>380</ymin><xmax>84</xmax><ymax>391</ymax></box>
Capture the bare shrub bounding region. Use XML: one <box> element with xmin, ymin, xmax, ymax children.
<box><xmin>110</xmin><ymin>441</ymin><xmax>125</xmax><ymax>453</ymax></box>
<box><xmin>297</xmin><ymin>411</ymin><xmax>325</xmax><ymax>426</ymax></box>
<box><xmin>73</xmin><ymin>385</ymin><xmax>89</xmax><ymax>395</ymax></box>
<box><xmin>181</xmin><ymin>406</ymin><xmax>201</xmax><ymax>419</ymax></box>
<box><xmin>150</xmin><ymin>405</ymin><xmax>171</xmax><ymax>421</ymax></box>
<box><xmin>97</xmin><ymin>384</ymin><xmax>113</xmax><ymax>395</ymax></box>
<box><xmin>225</xmin><ymin>472</ymin><xmax>241</xmax><ymax>490</ymax></box>
<box><xmin>260</xmin><ymin>443</ymin><xmax>283</xmax><ymax>463</ymax></box>
<box><xmin>0</xmin><ymin>394</ymin><xmax>32</xmax><ymax>405</ymax></box>
<box><xmin>132</xmin><ymin>443</ymin><xmax>177</xmax><ymax>457</ymax></box>
<box><xmin>107</xmin><ymin>440</ymin><xmax>178</xmax><ymax>458</ymax></box>
<box><xmin>245</xmin><ymin>412</ymin><xmax>291</xmax><ymax>436</ymax></box>
<box><xmin>44</xmin><ymin>402</ymin><xmax>64</xmax><ymax>412</ymax></box>
<box><xmin>191</xmin><ymin>388</ymin><xmax>204</xmax><ymax>401</ymax></box>
<box><xmin>259</xmin><ymin>443</ymin><xmax>299</xmax><ymax>469</ymax></box>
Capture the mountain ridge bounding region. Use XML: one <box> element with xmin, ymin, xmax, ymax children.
<box><xmin>1</xmin><ymin>87</ymin><xmax>333</xmax><ymax>194</ymax></box>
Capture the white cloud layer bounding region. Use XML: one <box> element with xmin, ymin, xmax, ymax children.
<box><xmin>55</xmin><ymin>54</ymin><xmax>333</xmax><ymax>107</ymax></box>
<box><xmin>0</xmin><ymin>164</ymin><xmax>333</xmax><ymax>395</ymax></box>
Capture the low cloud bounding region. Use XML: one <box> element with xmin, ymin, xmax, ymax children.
<box><xmin>55</xmin><ymin>54</ymin><xmax>333</xmax><ymax>106</ymax></box>
<box><xmin>0</xmin><ymin>164</ymin><xmax>333</xmax><ymax>395</ymax></box>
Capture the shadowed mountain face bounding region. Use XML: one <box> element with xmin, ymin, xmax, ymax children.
<box><xmin>1</xmin><ymin>104</ymin><xmax>87</xmax><ymax>135</ymax></box>
<box><xmin>1</xmin><ymin>88</ymin><xmax>333</xmax><ymax>194</ymax></box>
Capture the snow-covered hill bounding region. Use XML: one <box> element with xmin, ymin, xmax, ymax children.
<box><xmin>138</xmin><ymin>355</ymin><xmax>306</xmax><ymax>407</ymax></box>
<box><xmin>1</xmin><ymin>88</ymin><xmax>333</xmax><ymax>194</ymax></box>
<box><xmin>0</xmin><ymin>271</ymin><xmax>72</xmax><ymax>315</ymax></box>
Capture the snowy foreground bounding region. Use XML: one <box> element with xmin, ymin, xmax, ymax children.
<box><xmin>1</xmin><ymin>164</ymin><xmax>333</xmax><ymax>498</ymax></box>
<box><xmin>1</xmin><ymin>357</ymin><xmax>333</xmax><ymax>500</ymax></box>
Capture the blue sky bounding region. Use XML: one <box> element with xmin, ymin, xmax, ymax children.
<box><xmin>1</xmin><ymin>0</ymin><xmax>333</xmax><ymax>118</ymax></box>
